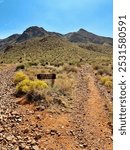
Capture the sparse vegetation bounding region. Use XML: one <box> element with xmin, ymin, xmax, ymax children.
<box><xmin>13</xmin><ymin>71</ymin><xmax>28</xmax><ymax>84</ymax></box>
<box><xmin>0</xmin><ymin>27</ymin><xmax>113</xmax><ymax>149</ymax></box>
<box><xmin>15</xmin><ymin>64</ymin><xmax>25</xmax><ymax>71</ymax></box>
<box><xmin>63</xmin><ymin>63</ymin><xmax>78</xmax><ymax>73</ymax></box>
<box><xmin>0</xmin><ymin>36</ymin><xmax>112</xmax><ymax>67</ymax></box>
<box><xmin>16</xmin><ymin>79</ymin><xmax>48</xmax><ymax>94</ymax></box>
<box><xmin>100</xmin><ymin>76</ymin><xmax>112</xmax><ymax>88</ymax></box>
<box><xmin>0</xmin><ymin>31</ymin><xmax>113</xmax><ymax>106</ymax></box>
<box><xmin>54</xmin><ymin>77</ymin><xmax>74</xmax><ymax>95</ymax></box>
<box><xmin>13</xmin><ymin>71</ymin><xmax>48</xmax><ymax>101</ymax></box>
<box><xmin>91</xmin><ymin>55</ymin><xmax>112</xmax><ymax>91</ymax></box>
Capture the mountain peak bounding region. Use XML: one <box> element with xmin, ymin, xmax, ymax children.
<box><xmin>66</xmin><ymin>28</ymin><xmax>112</xmax><ymax>45</ymax></box>
<box><xmin>78</xmin><ymin>28</ymin><xmax>87</xmax><ymax>32</ymax></box>
<box><xmin>16</xmin><ymin>26</ymin><xmax>48</xmax><ymax>42</ymax></box>
<box><xmin>25</xmin><ymin>26</ymin><xmax>46</xmax><ymax>32</ymax></box>
<box><xmin>77</xmin><ymin>28</ymin><xmax>91</xmax><ymax>35</ymax></box>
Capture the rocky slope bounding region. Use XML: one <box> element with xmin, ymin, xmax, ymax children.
<box><xmin>0</xmin><ymin>65</ymin><xmax>112</xmax><ymax>150</ymax></box>
<box><xmin>0</xmin><ymin>26</ymin><xmax>112</xmax><ymax>52</ymax></box>
<box><xmin>65</xmin><ymin>28</ymin><xmax>112</xmax><ymax>45</ymax></box>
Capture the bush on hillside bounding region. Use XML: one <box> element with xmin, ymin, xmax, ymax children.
<box><xmin>15</xmin><ymin>64</ymin><xmax>25</xmax><ymax>71</ymax></box>
<box><xmin>100</xmin><ymin>76</ymin><xmax>112</xmax><ymax>88</ymax></box>
<box><xmin>54</xmin><ymin>75</ymin><xmax>74</xmax><ymax>95</ymax></box>
<box><xmin>13</xmin><ymin>71</ymin><xmax>48</xmax><ymax>101</ymax></box>
<box><xmin>13</xmin><ymin>71</ymin><xmax>28</xmax><ymax>84</ymax></box>
<box><xmin>16</xmin><ymin>78</ymin><xmax>47</xmax><ymax>91</ymax></box>
<box><xmin>104</xmin><ymin>80</ymin><xmax>112</xmax><ymax>88</ymax></box>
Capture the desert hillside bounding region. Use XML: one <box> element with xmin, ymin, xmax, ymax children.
<box><xmin>0</xmin><ymin>27</ymin><xmax>113</xmax><ymax>150</ymax></box>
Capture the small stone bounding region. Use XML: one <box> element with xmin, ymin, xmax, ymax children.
<box><xmin>70</xmin><ymin>130</ymin><xmax>75</xmax><ymax>136</ymax></box>
<box><xmin>31</xmin><ymin>139</ymin><xmax>36</xmax><ymax>144</ymax></box>
<box><xmin>28</xmin><ymin>111</ymin><xmax>34</xmax><ymax>114</ymax></box>
<box><xmin>0</xmin><ymin>126</ymin><xmax>4</xmax><ymax>133</ymax></box>
<box><xmin>34</xmin><ymin>134</ymin><xmax>42</xmax><ymax>140</ymax></box>
<box><xmin>32</xmin><ymin>145</ymin><xmax>40</xmax><ymax>150</ymax></box>
<box><xmin>17</xmin><ymin>118</ymin><xmax>22</xmax><ymax>122</ymax></box>
<box><xmin>17</xmin><ymin>136</ymin><xmax>22</xmax><ymax>140</ymax></box>
<box><xmin>57</xmin><ymin>132</ymin><xmax>61</xmax><ymax>136</ymax></box>
<box><xmin>79</xmin><ymin>144</ymin><xmax>83</xmax><ymax>148</ymax></box>
<box><xmin>27</xmin><ymin>139</ymin><xmax>32</xmax><ymax>144</ymax></box>
<box><xmin>6</xmin><ymin>135</ymin><xmax>14</xmax><ymax>141</ymax></box>
<box><xmin>35</xmin><ymin>124</ymin><xmax>38</xmax><ymax>128</ymax></box>
<box><xmin>111</xmin><ymin>136</ymin><xmax>113</xmax><ymax>141</ymax></box>
<box><xmin>61</xmin><ymin>126</ymin><xmax>64</xmax><ymax>129</ymax></box>
<box><xmin>46</xmin><ymin>129</ymin><xmax>50</xmax><ymax>134</ymax></box>
<box><xmin>79</xmin><ymin>143</ymin><xmax>88</xmax><ymax>148</ymax></box>
<box><xmin>23</xmin><ymin>128</ymin><xmax>29</xmax><ymax>134</ymax></box>
<box><xmin>36</xmin><ymin>115</ymin><xmax>41</xmax><ymax>120</ymax></box>
<box><xmin>50</xmin><ymin>129</ymin><xmax>58</xmax><ymax>136</ymax></box>
<box><xmin>25</xmin><ymin>145</ymin><xmax>30</xmax><ymax>150</ymax></box>
<box><xmin>0</xmin><ymin>137</ymin><xmax>3</xmax><ymax>141</ymax></box>
<box><xmin>35</xmin><ymin>106</ymin><xmax>45</xmax><ymax>111</ymax></box>
<box><xmin>11</xmin><ymin>111</ymin><xmax>18</xmax><ymax>115</ymax></box>
<box><xmin>12</xmin><ymin>139</ymin><xmax>17</xmax><ymax>144</ymax></box>
<box><xmin>15</xmin><ymin>147</ymin><xmax>19</xmax><ymax>150</ymax></box>
<box><xmin>20</xmin><ymin>143</ymin><xmax>26</xmax><ymax>148</ymax></box>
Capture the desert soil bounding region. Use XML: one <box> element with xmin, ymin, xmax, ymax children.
<box><xmin>0</xmin><ymin>65</ymin><xmax>113</xmax><ymax>150</ymax></box>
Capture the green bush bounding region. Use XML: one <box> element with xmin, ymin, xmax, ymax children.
<box><xmin>13</xmin><ymin>71</ymin><xmax>48</xmax><ymax>101</ymax></box>
<box><xmin>100</xmin><ymin>76</ymin><xmax>112</xmax><ymax>88</ymax></box>
<box><xmin>104</xmin><ymin>80</ymin><xmax>112</xmax><ymax>88</ymax></box>
<box><xmin>15</xmin><ymin>64</ymin><xmax>25</xmax><ymax>71</ymax></box>
<box><xmin>16</xmin><ymin>79</ymin><xmax>48</xmax><ymax>93</ymax></box>
<box><xmin>13</xmin><ymin>71</ymin><xmax>28</xmax><ymax>84</ymax></box>
<box><xmin>63</xmin><ymin>63</ymin><xmax>78</xmax><ymax>73</ymax></box>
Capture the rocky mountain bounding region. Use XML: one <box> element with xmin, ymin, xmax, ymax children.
<box><xmin>65</xmin><ymin>28</ymin><xmax>112</xmax><ymax>45</ymax></box>
<box><xmin>0</xmin><ymin>26</ymin><xmax>112</xmax><ymax>52</ymax></box>
<box><xmin>16</xmin><ymin>26</ymin><xmax>64</xmax><ymax>43</ymax></box>
<box><xmin>0</xmin><ymin>34</ymin><xmax>20</xmax><ymax>51</ymax></box>
<box><xmin>16</xmin><ymin>26</ymin><xmax>48</xmax><ymax>42</ymax></box>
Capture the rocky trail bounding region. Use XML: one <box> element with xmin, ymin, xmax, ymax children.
<box><xmin>0</xmin><ymin>65</ymin><xmax>112</xmax><ymax>150</ymax></box>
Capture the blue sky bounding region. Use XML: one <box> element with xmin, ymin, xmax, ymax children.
<box><xmin>0</xmin><ymin>0</ymin><xmax>113</xmax><ymax>39</ymax></box>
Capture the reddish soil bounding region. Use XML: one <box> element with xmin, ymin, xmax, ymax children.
<box><xmin>0</xmin><ymin>65</ymin><xmax>113</xmax><ymax>150</ymax></box>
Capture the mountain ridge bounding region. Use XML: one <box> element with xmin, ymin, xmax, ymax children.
<box><xmin>65</xmin><ymin>28</ymin><xmax>112</xmax><ymax>45</ymax></box>
<box><xmin>0</xmin><ymin>26</ymin><xmax>112</xmax><ymax>52</ymax></box>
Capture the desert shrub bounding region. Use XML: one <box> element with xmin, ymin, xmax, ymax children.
<box><xmin>55</xmin><ymin>66</ymin><xmax>63</xmax><ymax>73</ymax></box>
<box><xmin>16</xmin><ymin>79</ymin><xmax>48</xmax><ymax>93</ymax></box>
<box><xmin>93</xmin><ymin>64</ymin><xmax>102</xmax><ymax>70</ymax></box>
<box><xmin>15</xmin><ymin>64</ymin><xmax>25</xmax><ymax>71</ymax></box>
<box><xmin>16</xmin><ymin>79</ymin><xmax>48</xmax><ymax>101</ymax></box>
<box><xmin>16</xmin><ymin>79</ymin><xmax>32</xmax><ymax>93</ymax></box>
<box><xmin>54</xmin><ymin>74</ymin><xmax>74</xmax><ymax>95</ymax></box>
<box><xmin>13</xmin><ymin>71</ymin><xmax>28</xmax><ymax>84</ymax></box>
<box><xmin>28</xmin><ymin>61</ymin><xmax>39</xmax><ymax>66</ymax></box>
<box><xmin>104</xmin><ymin>80</ymin><xmax>112</xmax><ymax>88</ymax></box>
<box><xmin>100</xmin><ymin>76</ymin><xmax>112</xmax><ymax>84</ymax></box>
<box><xmin>63</xmin><ymin>64</ymin><xmax>78</xmax><ymax>73</ymax></box>
<box><xmin>100</xmin><ymin>76</ymin><xmax>112</xmax><ymax>88</ymax></box>
<box><xmin>97</xmin><ymin>69</ymin><xmax>104</xmax><ymax>75</ymax></box>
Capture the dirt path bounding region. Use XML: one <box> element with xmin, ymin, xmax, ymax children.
<box><xmin>84</xmin><ymin>73</ymin><xmax>112</xmax><ymax>149</ymax></box>
<box><xmin>72</xmin><ymin>65</ymin><xmax>113</xmax><ymax>150</ymax></box>
<box><xmin>0</xmin><ymin>65</ymin><xmax>112</xmax><ymax>150</ymax></box>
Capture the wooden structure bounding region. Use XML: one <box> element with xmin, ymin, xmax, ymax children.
<box><xmin>37</xmin><ymin>74</ymin><xmax>56</xmax><ymax>87</ymax></box>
